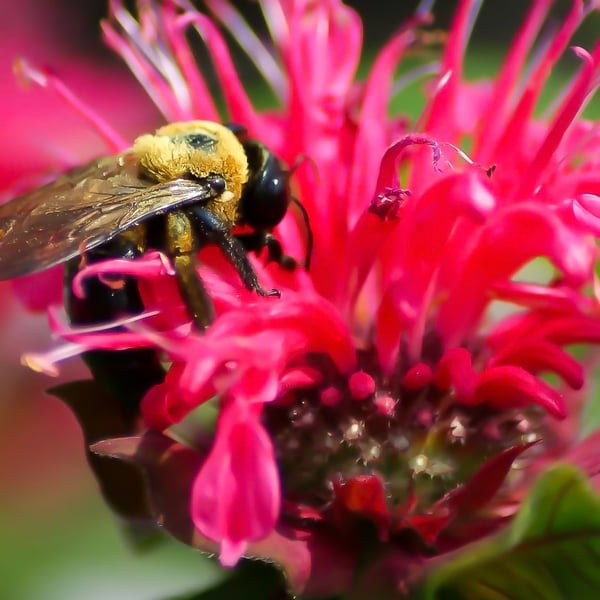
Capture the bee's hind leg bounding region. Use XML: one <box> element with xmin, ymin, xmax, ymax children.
<box><xmin>170</xmin><ymin>253</ymin><xmax>215</xmax><ymax>329</ymax></box>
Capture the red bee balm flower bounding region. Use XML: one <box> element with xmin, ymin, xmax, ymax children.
<box><xmin>16</xmin><ymin>0</ymin><xmax>600</xmax><ymax>597</ymax></box>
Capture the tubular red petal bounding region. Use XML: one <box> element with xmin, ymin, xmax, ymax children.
<box><xmin>475</xmin><ymin>365</ymin><xmax>567</xmax><ymax>417</ymax></box>
<box><xmin>434</xmin><ymin>348</ymin><xmax>477</xmax><ymax>403</ymax></box>
<box><xmin>489</xmin><ymin>340</ymin><xmax>584</xmax><ymax>390</ymax></box>
<box><xmin>438</xmin><ymin>204</ymin><xmax>596</xmax><ymax>347</ymax></box>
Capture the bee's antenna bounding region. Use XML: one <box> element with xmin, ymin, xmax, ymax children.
<box><xmin>288</xmin><ymin>154</ymin><xmax>317</xmax><ymax>271</ymax></box>
<box><xmin>290</xmin><ymin>153</ymin><xmax>320</xmax><ymax>184</ymax></box>
<box><xmin>290</xmin><ymin>196</ymin><xmax>313</xmax><ymax>271</ymax></box>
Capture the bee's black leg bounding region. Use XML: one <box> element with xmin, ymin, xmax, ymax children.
<box><xmin>235</xmin><ymin>231</ymin><xmax>299</xmax><ymax>270</ymax></box>
<box><xmin>186</xmin><ymin>206</ymin><xmax>281</xmax><ymax>297</ymax></box>
<box><xmin>64</xmin><ymin>228</ymin><xmax>165</xmax><ymax>425</ymax></box>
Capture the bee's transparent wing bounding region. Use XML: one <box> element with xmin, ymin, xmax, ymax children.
<box><xmin>0</xmin><ymin>155</ymin><xmax>218</xmax><ymax>279</ymax></box>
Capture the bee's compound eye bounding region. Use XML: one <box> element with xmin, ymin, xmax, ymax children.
<box><xmin>241</xmin><ymin>142</ymin><xmax>290</xmax><ymax>229</ymax></box>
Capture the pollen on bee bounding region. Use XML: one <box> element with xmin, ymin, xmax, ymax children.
<box><xmin>98</xmin><ymin>274</ymin><xmax>127</xmax><ymax>290</ymax></box>
<box><xmin>134</xmin><ymin>121</ymin><xmax>248</xmax><ymax>187</ymax></box>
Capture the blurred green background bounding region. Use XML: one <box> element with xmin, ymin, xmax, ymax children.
<box><xmin>0</xmin><ymin>1</ymin><xmax>598</xmax><ymax>598</ymax></box>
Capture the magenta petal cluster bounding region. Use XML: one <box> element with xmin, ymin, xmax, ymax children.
<box><xmin>19</xmin><ymin>0</ymin><xmax>600</xmax><ymax>593</ymax></box>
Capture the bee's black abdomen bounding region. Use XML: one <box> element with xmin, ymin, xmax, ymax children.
<box><xmin>64</xmin><ymin>234</ymin><xmax>165</xmax><ymax>425</ymax></box>
<box><xmin>77</xmin><ymin>347</ymin><xmax>163</xmax><ymax>424</ymax></box>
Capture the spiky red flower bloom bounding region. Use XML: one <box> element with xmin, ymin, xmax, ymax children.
<box><xmin>18</xmin><ymin>0</ymin><xmax>600</xmax><ymax>596</ymax></box>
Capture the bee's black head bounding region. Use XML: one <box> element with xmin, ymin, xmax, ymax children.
<box><xmin>239</xmin><ymin>139</ymin><xmax>291</xmax><ymax>230</ymax></box>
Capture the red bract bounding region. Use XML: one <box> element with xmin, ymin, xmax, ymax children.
<box><xmin>17</xmin><ymin>0</ymin><xmax>600</xmax><ymax>596</ymax></box>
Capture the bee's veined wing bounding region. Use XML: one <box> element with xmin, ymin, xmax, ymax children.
<box><xmin>0</xmin><ymin>155</ymin><xmax>221</xmax><ymax>280</ymax></box>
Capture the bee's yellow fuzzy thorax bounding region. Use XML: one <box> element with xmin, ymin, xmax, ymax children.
<box><xmin>133</xmin><ymin>121</ymin><xmax>249</xmax><ymax>227</ymax></box>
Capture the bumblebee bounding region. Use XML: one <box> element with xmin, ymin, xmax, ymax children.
<box><xmin>0</xmin><ymin>120</ymin><xmax>299</xmax><ymax>415</ymax></box>
<box><xmin>0</xmin><ymin>120</ymin><xmax>299</xmax><ymax>323</ymax></box>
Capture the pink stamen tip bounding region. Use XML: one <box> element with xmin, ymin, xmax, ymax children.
<box><xmin>402</xmin><ymin>363</ymin><xmax>433</xmax><ymax>390</ymax></box>
<box><xmin>20</xmin><ymin>342</ymin><xmax>87</xmax><ymax>377</ymax></box>
<box><xmin>320</xmin><ymin>386</ymin><xmax>342</xmax><ymax>407</ymax></box>
<box><xmin>348</xmin><ymin>371</ymin><xmax>376</xmax><ymax>400</ymax></box>
<box><xmin>13</xmin><ymin>57</ymin><xmax>46</xmax><ymax>88</ymax></box>
<box><xmin>374</xmin><ymin>395</ymin><xmax>397</xmax><ymax>417</ymax></box>
<box><xmin>20</xmin><ymin>353</ymin><xmax>60</xmax><ymax>377</ymax></box>
<box><xmin>414</xmin><ymin>407</ymin><xmax>434</xmax><ymax>428</ymax></box>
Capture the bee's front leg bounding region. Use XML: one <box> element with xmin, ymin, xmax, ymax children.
<box><xmin>186</xmin><ymin>205</ymin><xmax>280</xmax><ymax>298</ymax></box>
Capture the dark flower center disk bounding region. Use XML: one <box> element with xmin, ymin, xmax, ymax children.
<box><xmin>263</xmin><ymin>347</ymin><xmax>544</xmax><ymax>517</ymax></box>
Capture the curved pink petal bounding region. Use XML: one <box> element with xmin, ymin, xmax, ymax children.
<box><xmin>488</xmin><ymin>340</ymin><xmax>584</xmax><ymax>390</ymax></box>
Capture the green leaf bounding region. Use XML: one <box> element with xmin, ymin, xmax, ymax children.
<box><xmin>413</xmin><ymin>464</ymin><xmax>600</xmax><ymax>600</ymax></box>
<box><xmin>166</xmin><ymin>560</ymin><xmax>288</xmax><ymax>600</ymax></box>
